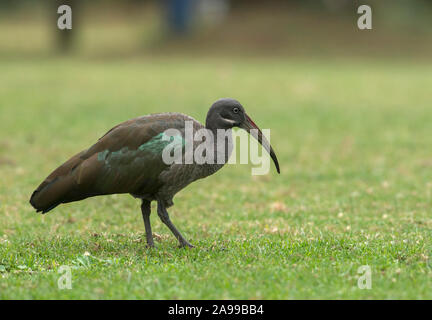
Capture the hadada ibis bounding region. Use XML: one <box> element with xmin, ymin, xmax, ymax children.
<box><xmin>30</xmin><ymin>98</ymin><xmax>280</xmax><ymax>248</ymax></box>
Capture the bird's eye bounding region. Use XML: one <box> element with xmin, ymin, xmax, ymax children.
<box><xmin>233</xmin><ymin>107</ymin><xmax>239</xmax><ymax>114</ymax></box>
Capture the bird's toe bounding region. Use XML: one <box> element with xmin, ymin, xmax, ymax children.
<box><xmin>145</xmin><ymin>242</ymin><xmax>155</xmax><ymax>249</ymax></box>
<box><xmin>179</xmin><ymin>242</ymin><xmax>195</xmax><ymax>249</ymax></box>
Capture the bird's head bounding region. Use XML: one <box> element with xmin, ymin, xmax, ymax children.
<box><xmin>206</xmin><ymin>98</ymin><xmax>280</xmax><ymax>174</ymax></box>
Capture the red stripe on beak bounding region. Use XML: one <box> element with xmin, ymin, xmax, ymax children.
<box><xmin>245</xmin><ymin>114</ymin><xmax>259</xmax><ymax>129</ymax></box>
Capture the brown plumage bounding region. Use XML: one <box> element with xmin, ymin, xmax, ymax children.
<box><xmin>30</xmin><ymin>98</ymin><xmax>280</xmax><ymax>247</ymax></box>
<box><xmin>30</xmin><ymin>113</ymin><xmax>190</xmax><ymax>213</ymax></box>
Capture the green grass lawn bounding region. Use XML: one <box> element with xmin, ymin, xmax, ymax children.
<box><xmin>0</xmin><ymin>57</ymin><xmax>431</xmax><ymax>299</ymax></box>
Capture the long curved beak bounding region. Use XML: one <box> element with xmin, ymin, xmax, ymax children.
<box><xmin>239</xmin><ymin>113</ymin><xmax>280</xmax><ymax>174</ymax></box>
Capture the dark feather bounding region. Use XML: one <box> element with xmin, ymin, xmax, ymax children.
<box><xmin>30</xmin><ymin>113</ymin><xmax>191</xmax><ymax>213</ymax></box>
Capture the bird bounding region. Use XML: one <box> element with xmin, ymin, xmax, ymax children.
<box><xmin>30</xmin><ymin>98</ymin><xmax>280</xmax><ymax>248</ymax></box>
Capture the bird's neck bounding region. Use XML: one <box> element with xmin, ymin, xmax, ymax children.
<box><xmin>196</xmin><ymin>127</ymin><xmax>233</xmax><ymax>175</ymax></box>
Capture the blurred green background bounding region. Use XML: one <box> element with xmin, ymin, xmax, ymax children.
<box><xmin>1</xmin><ymin>0</ymin><xmax>431</xmax><ymax>58</ymax></box>
<box><xmin>0</xmin><ymin>1</ymin><xmax>431</xmax><ymax>299</ymax></box>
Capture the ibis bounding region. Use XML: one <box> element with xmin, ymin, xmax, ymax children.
<box><xmin>30</xmin><ymin>98</ymin><xmax>280</xmax><ymax>248</ymax></box>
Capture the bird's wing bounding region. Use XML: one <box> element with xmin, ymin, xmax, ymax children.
<box><xmin>30</xmin><ymin>113</ymin><xmax>194</xmax><ymax>212</ymax></box>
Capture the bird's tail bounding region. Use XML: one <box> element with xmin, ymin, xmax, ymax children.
<box><xmin>30</xmin><ymin>152</ymin><xmax>85</xmax><ymax>214</ymax></box>
<box><xmin>30</xmin><ymin>175</ymin><xmax>74</xmax><ymax>213</ymax></box>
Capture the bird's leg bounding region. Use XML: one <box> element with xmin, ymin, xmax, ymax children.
<box><xmin>141</xmin><ymin>200</ymin><xmax>154</xmax><ymax>248</ymax></box>
<box><xmin>157</xmin><ymin>200</ymin><xmax>194</xmax><ymax>248</ymax></box>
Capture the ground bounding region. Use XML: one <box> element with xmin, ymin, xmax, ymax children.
<box><xmin>0</xmin><ymin>56</ymin><xmax>431</xmax><ymax>299</ymax></box>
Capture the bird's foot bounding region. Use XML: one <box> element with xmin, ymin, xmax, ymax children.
<box><xmin>179</xmin><ymin>242</ymin><xmax>195</xmax><ymax>248</ymax></box>
<box><xmin>145</xmin><ymin>239</ymin><xmax>155</xmax><ymax>248</ymax></box>
<box><xmin>178</xmin><ymin>241</ymin><xmax>195</xmax><ymax>249</ymax></box>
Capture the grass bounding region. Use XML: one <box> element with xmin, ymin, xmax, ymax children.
<box><xmin>0</xmin><ymin>56</ymin><xmax>431</xmax><ymax>299</ymax></box>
